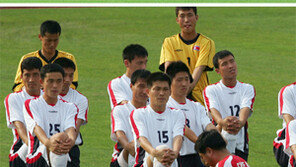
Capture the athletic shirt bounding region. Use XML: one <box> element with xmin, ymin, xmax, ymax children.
<box><xmin>59</xmin><ymin>88</ymin><xmax>89</xmax><ymax>145</ymax></box>
<box><xmin>203</xmin><ymin>80</ymin><xmax>256</xmax><ymax>152</ymax></box>
<box><xmin>278</xmin><ymin>82</ymin><xmax>296</xmax><ymax>129</ymax></box>
<box><xmin>216</xmin><ymin>155</ymin><xmax>249</xmax><ymax>167</ymax></box>
<box><xmin>23</xmin><ymin>96</ymin><xmax>78</xmax><ymax>138</ymax></box>
<box><xmin>285</xmin><ymin>120</ymin><xmax>296</xmax><ymax>156</ymax></box>
<box><xmin>130</xmin><ymin>105</ymin><xmax>185</xmax><ymax>167</ymax></box>
<box><xmin>111</xmin><ymin>101</ymin><xmax>136</xmax><ymax>165</ymax></box>
<box><xmin>107</xmin><ymin>74</ymin><xmax>132</xmax><ymax>109</ymax></box>
<box><xmin>167</xmin><ymin>97</ymin><xmax>211</xmax><ymax>155</ymax></box>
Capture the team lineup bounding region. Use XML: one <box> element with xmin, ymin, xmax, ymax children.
<box><xmin>3</xmin><ymin>7</ymin><xmax>296</xmax><ymax>167</ymax></box>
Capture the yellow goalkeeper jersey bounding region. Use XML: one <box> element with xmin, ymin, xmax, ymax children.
<box><xmin>159</xmin><ymin>33</ymin><xmax>215</xmax><ymax>105</ymax></box>
<box><xmin>13</xmin><ymin>50</ymin><xmax>78</xmax><ymax>92</ymax></box>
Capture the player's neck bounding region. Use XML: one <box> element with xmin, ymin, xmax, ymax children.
<box><xmin>150</xmin><ymin>103</ymin><xmax>166</xmax><ymax>113</ymax></box>
<box><xmin>222</xmin><ymin>78</ymin><xmax>237</xmax><ymax>88</ymax></box>
<box><xmin>61</xmin><ymin>87</ymin><xmax>70</xmax><ymax>95</ymax></box>
<box><xmin>171</xmin><ymin>94</ymin><xmax>186</xmax><ymax>104</ymax></box>
<box><xmin>180</xmin><ymin>31</ymin><xmax>198</xmax><ymax>41</ymax></box>
<box><xmin>26</xmin><ymin>88</ymin><xmax>41</xmax><ymax>97</ymax></box>
<box><xmin>216</xmin><ymin>149</ymin><xmax>231</xmax><ymax>163</ymax></box>
<box><xmin>131</xmin><ymin>99</ymin><xmax>146</xmax><ymax>109</ymax></box>
<box><xmin>41</xmin><ymin>49</ymin><xmax>55</xmax><ymax>61</ymax></box>
<box><xmin>43</xmin><ymin>94</ymin><xmax>58</xmax><ymax>105</ymax></box>
<box><xmin>125</xmin><ymin>70</ymin><xmax>132</xmax><ymax>79</ymax></box>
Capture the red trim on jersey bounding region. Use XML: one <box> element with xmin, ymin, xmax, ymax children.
<box><xmin>111</xmin><ymin>108</ymin><xmax>116</xmax><ymax>133</ymax></box>
<box><xmin>5</xmin><ymin>93</ymin><xmax>12</xmax><ymax>123</ymax></box>
<box><xmin>179</xmin><ymin>102</ymin><xmax>186</xmax><ymax>105</ymax></box>
<box><xmin>25</xmin><ymin>99</ymin><xmax>33</xmax><ymax>119</ymax></box>
<box><xmin>130</xmin><ymin>110</ymin><xmax>140</xmax><ymax>139</ymax></box>
<box><xmin>85</xmin><ymin>108</ymin><xmax>88</xmax><ymax>122</ymax></box>
<box><xmin>11</xmin><ymin>129</ymin><xmax>19</xmax><ymax>150</ymax></box>
<box><xmin>59</xmin><ymin>93</ymin><xmax>66</xmax><ymax>97</ymax></box>
<box><xmin>217</xmin><ymin>155</ymin><xmax>230</xmax><ymax>167</ymax></box>
<box><xmin>290</xmin><ymin>156</ymin><xmax>294</xmax><ymax>166</ymax></box>
<box><xmin>108</xmin><ymin>77</ymin><xmax>121</xmax><ymax>108</ymax></box>
<box><xmin>203</xmin><ymin>87</ymin><xmax>211</xmax><ymax>113</ymax></box>
<box><xmin>111</xmin><ymin>143</ymin><xmax>121</xmax><ymax>162</ymax></box>
<box><xmin>29</xmin><ymin>132</ymin><xmax>34</xmax><ymax>154</ymax></box>
<box><xmin>273</xmin><ymin>140</ymin><xmax>283</xmax><ymax>149</ymax></box>
<box><xmin>286</xmin><ymin>121</ymin><xmax>291</xmax><ymax>149</ymax></box>
<box><xmin>155</xmin><ymin>111</ymin><xmax>164</xmax><ymax>114</ymax></box>
<box><xmin>279</xmin><ymin>82</ymin><xmax>296</xmax><ymax>115</ymax></box>
<box><xmin>26</xmin><ymin>152</ymin><xmax>42</xmax><ymax>164</ymax></box>
<box><xmin>9</xmin><ymin>153</ymin><xmax>19</xmax><ymax>161</ymax></box>
<box><xmin>134</xmin><ymin>147</ymin><xmax>141</xmax><ymax>167</ymax></box>
<box><xmin>74</xmin><ymin>104</ymin><xmax>79</xmax><ymax>126</ymax></box>
<box><xmin>250</xmin><ymin>86</ymin><xmax>256</xmax><ymax>110</ymax></box>
<box><xmin>75</xmin><ymin>89</ymin><xmax>89</xmax><ymax>122</ymax></box>
<box><xmin>226</xmin><ymin>85</ymin><xmax>235</xmax><ymax>88</ymax></box>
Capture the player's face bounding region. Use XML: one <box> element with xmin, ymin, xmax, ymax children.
<box><xmin>131</xmin><ymin>78</ymin><xmax>148</xmax><ymax>103</ymax></box>
<box><xmin>127</xmin><ymin>56</ymin><xmax>148</xmax><ymax>74</ymax></box>
<box><xmin>171</xmin><ymin>71</ymin><xmax>190</xmax><ymax>98</ymax></box>
<box><xmin>41</xmin><ymin>72</ymin><xmax>63</xmax><ymax>99</ymax></box>
<box><xmin>21</xmin><ymin>69</ymin><xmax>41</xmax><ymax>92</ymax></box>
<box><xmin>148</xmin><ymin>81</ymin><xmax>171</xmax><ymax>107</ymax></box>
<box><xmin>199</xmin><ymin>153</ymin><xmax>213</xmax><ymax>167</ymax></box>
<box><xmin>216</xmin><ymin>55</ymin><xmax>237</xmax><ymax>80</ymax></box>
<box><xmin>62</xmin><ymin>68</ymin><xmax>74</xmax><ymax>94</ymax></box>
<box><xmin>176</xmin><ymin>9</ymin><xmax>198</xmax><ymax>34</ymax></box>
<box><xmin>39</xmin><ymin>32</ymin><xmax>60</xmax><ymax>55</ymax></box>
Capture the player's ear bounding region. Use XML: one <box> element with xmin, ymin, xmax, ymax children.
<box><xmin>38</xmin><ymin>34</ymin><xmax>42</xmax><ymax>41</ymax></box>
<box><xmin>215</xmin><ymin>68</ymin><xmax>220</xmax><ymax>74</ymax></box>
<box><xmin>124</xmin><ymin>59</ymin><xmax>129</xmax><ymax>68</ymax></box>
<box><xmin>195</xmin><ymin>14</ymin><xmax>199</xmax><ymax>21</ymax></box>
<box><xmin>130</xmin><ymin>83</ymin><xmax>133</xmax><ymax>89</ymax></box>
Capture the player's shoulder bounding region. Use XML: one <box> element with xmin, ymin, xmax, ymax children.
<box><xmin>238</xmin><ymin>81</ymin><xmax>255</xmax><ymax>90</ymax></box>
<box><xmin>59</xmin><ymin>98</ymin><xmax>77</xmax><ymax>108</ymax></box>
<box><xmin>71</xmin><ymin>88</ymin><xmax>88</xmax><ymax>101</ymax></box>
<box><xmin>163</xmin><ymin>34</ymin><xmax>179</xmax><ymax>43</ymax></box>
<box><xmin>187</xmin><ymin>98</ymin><xmax>204</xmax><ymax>108</ymax></box>
<box><xmin>108</xmin><ymin>75</ymin><xmax>124</xmax><ymax>85</ymax></box>
<box><xmin>57</xmin><ymin>50</ymin><xmax>75</xmax><ymax>58</ymax></box>
<box><xmin>280</xmin><ymin>82</ymin><xmax>296</xmax><ymax>95</ymax></box>
<box><xmin>168</xmin><ymin>107</ymin><xmax>183</xmax><ymax>115</ymax></box>
<box><xmin>21</xmin><ymin>50</ymin><xmax>39</xmax><ymax>59</ymax></box>
<box><xmin>289</xmin><ymin>119</ymin><xmax>296</xmax><ymax>128</ymax></box>
<box><xmin>199</xmin><ymin>33</ymin><xmax>214</xmax><ymax>41</ymax></box>
<box><xmin>205</xmin><ymin>81</ymin><xmax>220</xmax><ymax>91</ymax></box>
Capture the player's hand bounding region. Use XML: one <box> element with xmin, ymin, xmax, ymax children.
<box><xmin>118</xmin><ymin>100</ymin><xmax>128</xmax><ymax>105</ymax></box>
<box><xmin>165</xmin><ymin>150</ymin><xmax>178</xmax><ymax>166</ymax></box>
<box><xmin>154</xmin><ymin>148</ymin><xmax>172</xmax><ymax>165</ymax></box>
<box><xmin>222</xmin><ymin>116</ymin><xmax>239</xmax><ymax>134</ymax></box>
<box><xmin>126</xmin><ymin>141</ymin><xmax>135</xmax><ymax>157</ymax></box>
<box><xmin>50</xmin><ymin>132</ymin><xmax>72</xmax><ymax>154</ymax></box>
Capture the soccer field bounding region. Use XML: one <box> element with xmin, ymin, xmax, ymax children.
<box><xmin>0</xmin><ymin>7</ymin><xmax>295</xmax><ymax>166</ymax></box>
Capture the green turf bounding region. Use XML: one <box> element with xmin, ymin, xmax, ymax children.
<box><xmin>0</xmin><ymin>7</ymin><xmax>295</xmax><ymax>166</ymax></box>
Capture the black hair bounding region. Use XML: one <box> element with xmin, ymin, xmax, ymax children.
<box><xmin>53</xmin><ymin>57</ymin><xmax>76</xmax><ymax>71</ymax></box>
<box><xmin>147</xmin><ymin>72</ymin><xmax>171</xmax><ymax>89</ymax></box>
<box><xmin>131</xmin><ymin>69</ymin><xmax>151</xmax><ymax>85</ymax></box>
<box><xmin>175</xmin><ymin>7</ymin><xmax>197</xmax><ymax>17</ymax></box>
<box><xmin>195</xmin><ymin>130</ymin><xmax>226</xmax><ymax>154</ymax></box>
<box><xmin>40</xmin><ymin>20</ymin><xmax>61</xmax><ymax>36</ymax></box>
<box><xmin>122</xmin><ymin>44</ymin><xmax>148</xmax><ymax>62</ymax></box>
<box><xmin>166</xmin><ymin>61</ymin><xmax>193</xmax><ymax>83</ymax></box>
<box><xmin>40</xmin><ymin>63</ymin><xmax>65</xmax><ymax>80</ymax></box>
<box><xmin>21</xmin><ymin>57</ymin><xmax>43</xmax><ymax>74</ymax></box>
<box><xmin>213</xmin><ymin>50</ymin><xmax>235</xmax><ymax>69</ymax></box>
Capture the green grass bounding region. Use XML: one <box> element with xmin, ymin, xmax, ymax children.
<box><xmin>0</xmin><ymin>7</ymin><xmax>295</xmax><ymax>166</ymax></box>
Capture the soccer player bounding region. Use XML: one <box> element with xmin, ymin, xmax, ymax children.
<box><xmin>23</xmin><ymin>63</ymin><xmax>78</xmax><ymax>166</ymax></box>
<box><xmin>107</xmin><ymin>44</ymin><xmax>148</xmax><ymax>109</ymax></box>
<box><xmin>159</xmin><ymin>7</ymin><xmax>215</xmax><ymax>105</ymax></box>
<box><xmin>195</xmin><ymin>130</ymin><xmax>249</xmax><ymax>167</ymax></box>
<box><xmin>285</xmin><ymin>120</ymin><xmax>296</xmax><ymax>166</ymax></box>
<box><xmin>54</xmin><ymin>57</ymin><xmax>89</xmax><ymax>166</ymax></box>
<box><xmin>13</xmin><ymin>20</ymin><xmax>78</xmax><ymax>92</ymax></box>
<box><xmin>166</xmin><ymin>61</ymin><xmax>216</xmax><ymax>167</ymax></box>
<box><xmin>130</xmin><ymin>72</ymin><xmax>185</xmax><ymax>167</ymax></box>
<box><xmin>4</xmin><ymin>57</ymin><xmax>43</xmax><ymax>167</ymax></box>
<box><xmin>203</xmin><ymin>50</ymin><xmax>256</xmax><ymax>161</ymax></box>
<box><xmin>110</xmin><ymin>69</ymin><xmax>151</xmax><ymax>167</ymax></box>
<box><xmin>273</xmin><ymin>81</ymin><xmax>296</xmax><ymax>166</ymax></box>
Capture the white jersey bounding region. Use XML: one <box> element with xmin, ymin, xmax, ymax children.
<box><xmin>130</xmin><ymin>105</ymin><xmax>185</xmax><ymax>167</ymax></box>
<box><xmin>215</xmin><ymin>155</ymin><xmax>249</xmax><ymax>167</ymax></box>
<box><xmin>59</xmin><ymin>88</ymin><xmax>88</xmax><ymax>145</ymax></box>
<box><xmin>203</xmin><ymin>80</ymin><xmax>256</xmax><ymax>153</ymax></box>
<box><xmin>111</xmin><ymin>101</ymin><xmax>136</xmax><ymax>165</ymax></box>
<box><xmin>107</xmin><ymin>74</ymin><xmax>132</xmax><ymax>109</ymax></box>
<box><xmin>278</xmin><ymin>82</ymin><xmax>296</xmax><ymax>129</ymax></box>
<box><xmin>167</xmin><ymin>97</ymin><xmax>211</xmax><ymax>155</ymax></box>
<box><xmin>285</xmin><ymin>120</ymin><xmax>296</xmax><ymax>155</ymax></box>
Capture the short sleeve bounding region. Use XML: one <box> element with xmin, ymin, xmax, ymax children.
<box><xmin>107</xmin><ymin>79</ymin><xmax>129</xmax><ymax>109</ymax></box>
<box><xmin>63</xmin><ymin>103</ymin><xmax>78</xmax><ymax>131</ymax></box>
<box><xmin>77</xmin><ymin>96</ymin><xmax>89</xmax><ymax>124</ymax></box>
<box><xmin>278</xmin><ymin>86</ymin><xmax>296</xmax><ymax>118</ymax></box>
<box><xmin>23</xmin><ymin>99</ymin><xmax>38</xmax><ymax>135</ymax></box>
<box><xmin>4</xmin><ymin>94</ymin><xmax>25</xmax><ymax>128</ymax></box>
<box><xmin>285</xmin><ymin>120</ymin><xmax>296</xmax><ymax>155</ymax></box>
<box><xmin>111</xmin><ymin>106</ymin><xmax>128</xmax><ymax>141</ymax></box>
<box><xmin>130</xmin><ymin>109</ymin><xmax>148</xmax><ymax>139</ymax></box>
<box><xmin>195</xmin><ymin>39</ymin><xmax>215</xmax><ymax>69</ymax></box>
<box><xmin>173</xmin><ymin>110</ymin><xmax>186</xmax><ymax>138</ymax></box>
<box><xmin>196</xmin><ymin>103</ymin><xmax>212</xmax><ymax>130</ymax></box>
<box><xmin>241</xmin><ymin>85</ymin><xmax>256</xmax><ymax>111</ymax></box>
<box><xmin>203</xmin><ymin>86</ymin><xmax>220</xmax><ymax>113</ymax></box>
<box><xmin>159</xmin><ymin>38</ymin><xmax>176</xmax><ymax>71</ymax></box>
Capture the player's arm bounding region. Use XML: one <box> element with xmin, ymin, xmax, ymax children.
<box><xmin>13</xmin><ymin>121</ymin><xmax>28</xmax><ymax>145</ymax></box>
<box><xmin>116</xmin><ymin>130</ymin><xmax>135</xmax><ymax>156</ymax></box>
<box><xmin>210</xmin><ymin>108</ymin><xmax>238</xmax><ymax>134</ymax></box>
<box><xmin>235</xmin><ymin>107</ymin><xmax>251</xmax><ymax>134</ymax></box>
<box><xmin>291</xmin><ymin>145</ymin><xmax>296</xmax><ymax>160</ymax></box>
<box><xmin>63</xmin><ymin>127</ymin><xmax>76</xmax><ymax>150</ymax></box>
<box><xmin>164</xmin><ymin>61</ymin><xmax>173</xmax><ymax>72</ymax></box>
<box><xmin>184</xmin><ymin>126</ymin><xmax>198</xmax><ymax>143</ymax></box>
<box><xmin>283</xmin><ymin>114</ymin><xmax>294</xmax><ymax>125</ymax></box>
<box><xmin>171</xmin><ymin>135</ymin><xmax>182</xmax><ymax>158</ymax></box>
<box><xmin>188</xmin><ymin>65</ymin><xmax>206</xmax><ymax>94</ymax></box>
<box><xmin>75</xmin><ymin>118</ymin><xmax>84</xmax><ymax>135</ymax></box>
<box><xmin>12</xmin><ymin>57</ymin><xmax>25</xmax><ymax>91</ymax></box>
<box><xmin>205</xmin><ymin>123</ymin><xmax>217</xmax><ymax>131</ymax></box>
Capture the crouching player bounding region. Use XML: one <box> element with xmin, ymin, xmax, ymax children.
<box><xmin>110</xmin><ymin>69</ymin><xmax>151</xmax><ymax>167</ymax></box>
<box><xmin>4</xmin><ymin>57</ymin><xmax>43</xmax><ymax>166</ymax></box>
<box><xmin>23</xmin><ymin>64</ymin><xmax>78</xmax><ymax>166</ymax></box>
<box><xmin>130</xmin><ymin>72</ymin><xmax>185</xmax><ymax>167</ymax></box>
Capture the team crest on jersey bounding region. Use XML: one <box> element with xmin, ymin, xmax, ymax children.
<box><xmin>193</xmin><ymin>46</ymin><xmax>200</xmax><ymax>51</ymax></box>
<box><xmin>229</xmin><ymin>92</ymin><xmax>237</xmax><ymax>95</ymax></box>
<box><xmin>180</xmin><ymin>108</ymin><xmax>189</xmax><ymax>111</ymax></box>
<box><xmin>157</xmin><ymin>119</ymin><xmax>165</xmax><ymax>121</ymax></box>
<box><xmin>48</xmin><ymin>110</ymin><xmax>58</xmax><ymax>113</ymax></box>
<box><xmin>174</xmin><ymin>49</ymin><xmax>183</xmax><ymax>52</ymax></box>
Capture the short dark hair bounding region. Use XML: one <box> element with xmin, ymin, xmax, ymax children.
<box><xmin>40</xmin><ymin>63</ymin><xmax>65</xmax><ymax>80</ymax></box>
<box><xmin>53</xmin><ymin>57</ymin><xmax>76</xmax><ymax>71</ymax></box>
<box><xmin>147</xmin><ymin>72</ymin><xmax>171</xmax><ymax>89</ymax></box>
<box><xmin>40</xmin><ymin>20</ymin><xmax>61</xmax><ymax>36</ymax></box>
<box><xmin>195</xmin><ymin>130</ymin><xmax>226</xmax><ymax>154</ymax></box>
<box><xmin>122</xmin><ymin>44</ymin><xmax>148</xmax><ymax>62</ymax></box>
<box><xmin>21</xmin><ymin>57</ymin><xmax>43</xmax><ymax>74</ymax></box>
<box><xmin>213</xmin><ymin>50</ymin><xmax>235</xmax><ymax>69</ymax></box>
<box><xmin>131</xmin><ymin>69</ymin><xmax>151</xmax><ymax>85</ymax></box>
<box><xmin>166</xmin><ymin>61</ymin><xmax>193</xmax><ymax>83</ymax></box>
<box><xmin>176</xmin><ymin>7</ymin><xmax>197</xmax><ymax>17</ymax></box>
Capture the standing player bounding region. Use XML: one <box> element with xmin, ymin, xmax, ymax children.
<box><xmin>195</xmin><ymin>130</ymin><xmax>249</xmax><ymax>167</ymax></box>
<box><xmin>107</xmin><ymin>44</ymin><xmax>148</xmax><ymax>109</ymax></box>
<box><xmin>4</xmin><ymin>57</ymin><xmax>43</xmax><ymax>166</ymax></box>
<box><xmin>285</xmin><ymin>120</ymin><xmax>296</xmax><ymax>166</ymax></box>
<box><xmin>159</xmin><ymin>7</ymin><xmax>215</xmax><ymax>105</ymax></box>
<box><xmin>273</xmin><ymin>82</ymin><xmax>296</xmax><ymax>167</ymax></box>
<box><xmin>166</xmin><ymin>61</ymin><xmax>216</xmax><ymax>167</ymax></box>
<box><xmin>13</xmin><ymin>20</ymin><xmax>78</xmax><ymax>92</ymax></box>
<box><xmin>203</xmin><ymin>50</ymin><xmax>256</xmax><ymax>161</ymax></box>
<box><xmin>23</xmin><ymin>64</ymin><xmax>77</xmax><ymax>166</ymax></box>
<box><xmin>110</xmin><ymin>69</ymin><xmax>151</xmax><ymax>167</ymax></box>
<box><xmin>54</xmin><ymin>57</ymin><xmax>89</xmax><ymax>166</ymax></box>
<box><xmin>130</xmin><ymin>72</ymin><xmax>185</xmax><ymax>167</ymax></box>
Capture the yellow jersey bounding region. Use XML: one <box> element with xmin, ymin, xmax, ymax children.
<box><xmin>159</xmin><ymin>33</ymin><xmax>215</xmax><ymax>105</ymax></box>
<box><xmin>13</xmin><ymin>50</ymin><xmax>78</xmax><ymax>92</ymax></box>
